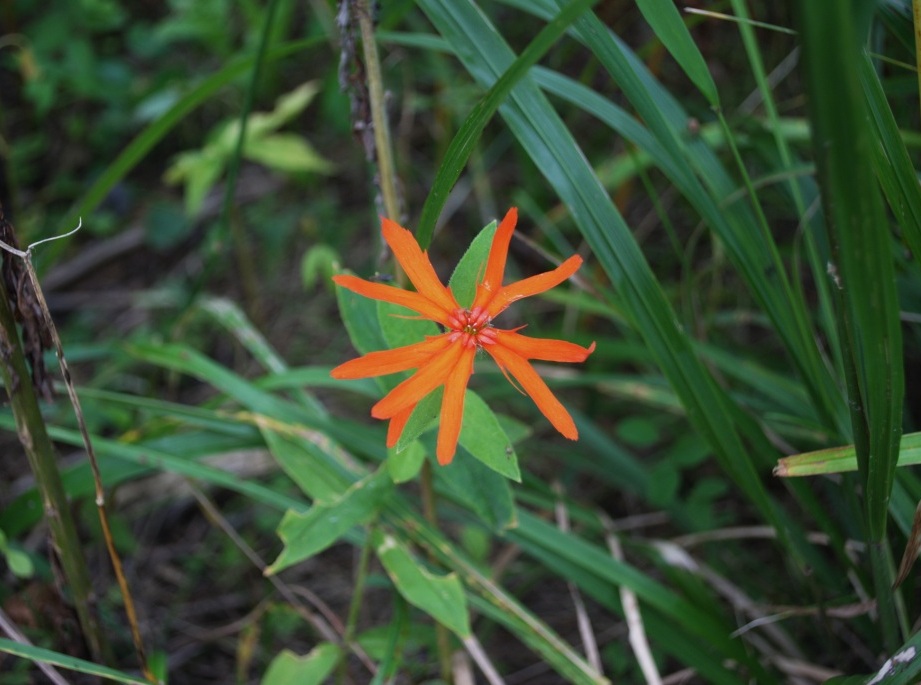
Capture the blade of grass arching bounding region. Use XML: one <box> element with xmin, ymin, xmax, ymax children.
<box><xmin>634</xmin><ymin>0</ymin><xmax>718</xmax><ymax>106</ymax></box>
<box><xmin>415</xmin><ymin>0</ymin><xmax>599</xmax><ymax>248</ymax></box>
<box><xmin>125</xmin><ymin>342</ymin><xmax>388</xmax><ymax>465</ymax></box>
<box><xmin>510</xmin><ymin>0</ymin><xmax>846</xmax><ymax>435</ymax></box>
<box><xmin>54</xmin><ymin>37</ymin><xmax>323</xmax><ymax>254</ymax></box>
<box><xmin>0</xmin><ymin>639</ymin><xmax>148</xmax><ymax>685</ymax></box>
<box><xmin>419</xmin><ymin>0</ymin><xmax>815</xmax><ymax>569</ymax></box>
<box><xmin>859</xmin><ymin>53</ymin><xmax>921</xmax><ymax>262</ymax></box>
<box><xmin>793</xmin><ymin>4</ymin><xmax>905</xmax><ymax>647</ymax></box>
<box><xmin>0</xmin><ymin>417</ymin><xmax>307</xmax><ymax>514</ymax></box>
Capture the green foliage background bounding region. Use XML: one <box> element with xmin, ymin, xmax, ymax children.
<box><xmin>2</xmin><ymin>1</ymin><xmax>921</xmax><ymax>683</ymax></box>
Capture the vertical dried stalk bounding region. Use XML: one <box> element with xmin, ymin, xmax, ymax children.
<box><xmin>0</xmin><ymin>255</ymin><xmax>110</xmax><ymax>664</ymax></box>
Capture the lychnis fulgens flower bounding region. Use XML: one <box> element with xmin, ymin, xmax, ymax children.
<box><xmin>331</xmin><ymin>208</ymin><xmax>595</xmax><ymax>465</ymax></box>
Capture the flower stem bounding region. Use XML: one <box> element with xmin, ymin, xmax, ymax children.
<box><xmin>339</xmin><ymin>525</ymin><xmax>375</xmax><ymax>685</ymax></box>
<box><xmin>421</xmin><ymin>460</ymin><xmax>453</xmax><ymax>683</ymax></box>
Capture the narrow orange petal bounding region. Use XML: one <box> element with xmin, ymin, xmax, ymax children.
<box><xmin>387</xmin><ymin>406</ymin><xmax>415</xmax><ymax>447</ymax></box>
<box><xmin>330</xmin><ymin>335</ymin><xmax>453</xmax><ymax>379</ymax></box>
<box><xmin>372</xmin><ymin>340</ymin><xmax>465</xmax><ymax>419</ymax></box>
<box><xmin>436</xmin><ymin>347</ymin><xmax>475</xmax><ymax>465</ymax></box>
<box><xmin>486</xmin><ymin>254</ymin><xmax>583</xmax><ymax>318</ymax></box>
<box><xmin>472</xmin><ymin>207</ymin><xmax>517</xmax><ymax>311</ymax></box>
<box><xmin>485</xmin><ymin>343</ymin><xmax>578</xmax><ymax>439</ymax></box>
<box><xmin>381</xmin><ymin>218</ymin><xmax>459</xmax><ymax>314</ymax></box>
<box><xmin>492</xmin><ymin>329</ymin><xmax>595</xmax><ymax>363</ymax></box>
<box><xmin>332</xmin><ymin>274</ymin><xmax>453</xmax><ymax>326</ymax></box>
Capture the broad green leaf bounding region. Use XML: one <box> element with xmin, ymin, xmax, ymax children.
<box><xmin>0</xmin><ymin>638</ymin><xmax>148</xmax><ymax>684</ymax></box>
<box><xmin>635</xmin><ymin>0</ymin><xmax>718</xmax><ymax>105</ymax></box>
<box><xmin>457</xmin><ymin>390</ymin><xmax>520</xmax><ymax>481</ymax></box>
<box><xmin>260</xmin><ymin>644</ymin><xmax>341</xmax><ymax>685</ymax></box>
<box><xmin>267</xmin><ymin>469</ymin><xmax>392</xmax><ymax>575</ymax></box>
<box><xmin>447</xmin><ymin>219</ymin><xmax>497</xmax><ymax>308</ymax></box>
<box><xmin>376</xmin><ymin>533</ymin><xmax>471</xmax><ymax>638</ymax></box>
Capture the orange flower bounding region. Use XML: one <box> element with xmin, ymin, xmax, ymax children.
<box><xmin>331</xmin><ymin>208</ymin><xmax>595</xmax><ymax>465</ymax></box>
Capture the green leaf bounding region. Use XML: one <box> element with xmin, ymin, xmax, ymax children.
<box><xmin>776</xmin><ymin>432</ymin><xmax>921</xmax><ymax>478</ymax></box>
<box><xmin>378</xmin><ymin>302</ymin><xmax>440</xmax><ymax>350</ymax></box>
<box><xmin>395</xmin><ymin>388</ymin><xmax>443</xmax><ymax>451</ymax></box>
<box><xmin>245</xmin><ymin>133</ymin><xmax>334</xmax><ymax>173</ymax></box>
<box><xmin>794</xmin><ymin>5</ymin><xmax>904</xmax><ymax>541</ymax></box>
<box><xmin>267</xmin><ymin>469</ymin><xmax>392</xmax><ymax>575</ymax></box>
<box><xmin>447</xmin><ymin>219</ymin><xmax>497</xmax><ymax>308</ymax></box>
<box><xmin>260</xmin><ymin>644</ymin><xmax>341</xmax><ymax>685</ymax></box>
<box><xmin>376</xmin><ymin>533</ymin><xmax>471</xmax><ymax>638</ymax></box>
<box><xmin>387</xmin><ymin>440</ymin><xmax>427</xmax><ymax>483</ymax></box>
<box><xmin>635</xmin><ymin>0</ymin><xmax>718</xmax><ymax>105</ymax></box>
<box><xmin>0</xmin><ymin>638</ymin><xmax>149</xmax><ymax>684</ymax></box>
<box><xmin>457</xmin><ymin>390</ymin><xmax>520</xmax><ymax>481</ymax></box>
<box><xmin>62</xmin><ymin>37</ymin><xmax>325</xmax><ymax>243</ymax></box>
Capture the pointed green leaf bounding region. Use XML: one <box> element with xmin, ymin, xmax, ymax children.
<box><xmin>260</xmin><ymin>644</ymin><xmax>341</xmax><ymax>685</ymax></box>
<box><xmin>245</xmin><ymin>133</ymin><xmax>333</xmax><ymax>173</ymax></box>
<box><xmin>447</xmin><ymin>219</ymin><xmax>497</xmax><ymax>308</ymax></box>
<box><xmin>267</xmin><ymin>469</ymin><xmax>392</xmax><ymax>575</ymax></box>
<box><xmin>457</xmin><ymin>390</ymin><xmax>520</xmax><ymax>481</ymax></box>
<box><xmin>376</xmin><ymin>534</ymin><xmax>471</xmax><ymax>638</ymax></box>
<box><xmin>635</xmin><ymin>0</ymin><xmax>718</xmax><ymax>105</ymax></box>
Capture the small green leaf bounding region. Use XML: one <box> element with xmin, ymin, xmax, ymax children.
<box><xmin>395</xmin><ymin>388</ymin><xmax>443</xmax><ymax>452</ymax></box>
<box><xmin>267</xmin><ymin>469</ymin><xmax>392</xmax><ymax>575</ymax></box>
<box><xmin>245</xmin><ymin>133</ymin><xmax>334</xmax><ymax>173</ymax></box>
<box><xmin>260</xmin><ymin>644</ymin><xmax>341</xmax><ymax>685</ymax></box>
<box><xmin>447</xmin><ymin>219</ymin><xmax>497</xmax><ymax>308</ymax></box>
<box><xmin>387</xmin><ymin>440</ymin><xmax>426</xmax><ymax>483</ymax></box>
<box><xmin>376</xmin><ymin>533</ymin><xmax>471</xmax><ymax>638</ymax></box>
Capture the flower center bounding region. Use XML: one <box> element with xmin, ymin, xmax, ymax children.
<box><xmin>447</xmin><ymin>306</ymin><xmax>497</xmax><ymax>349</ymax></box>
